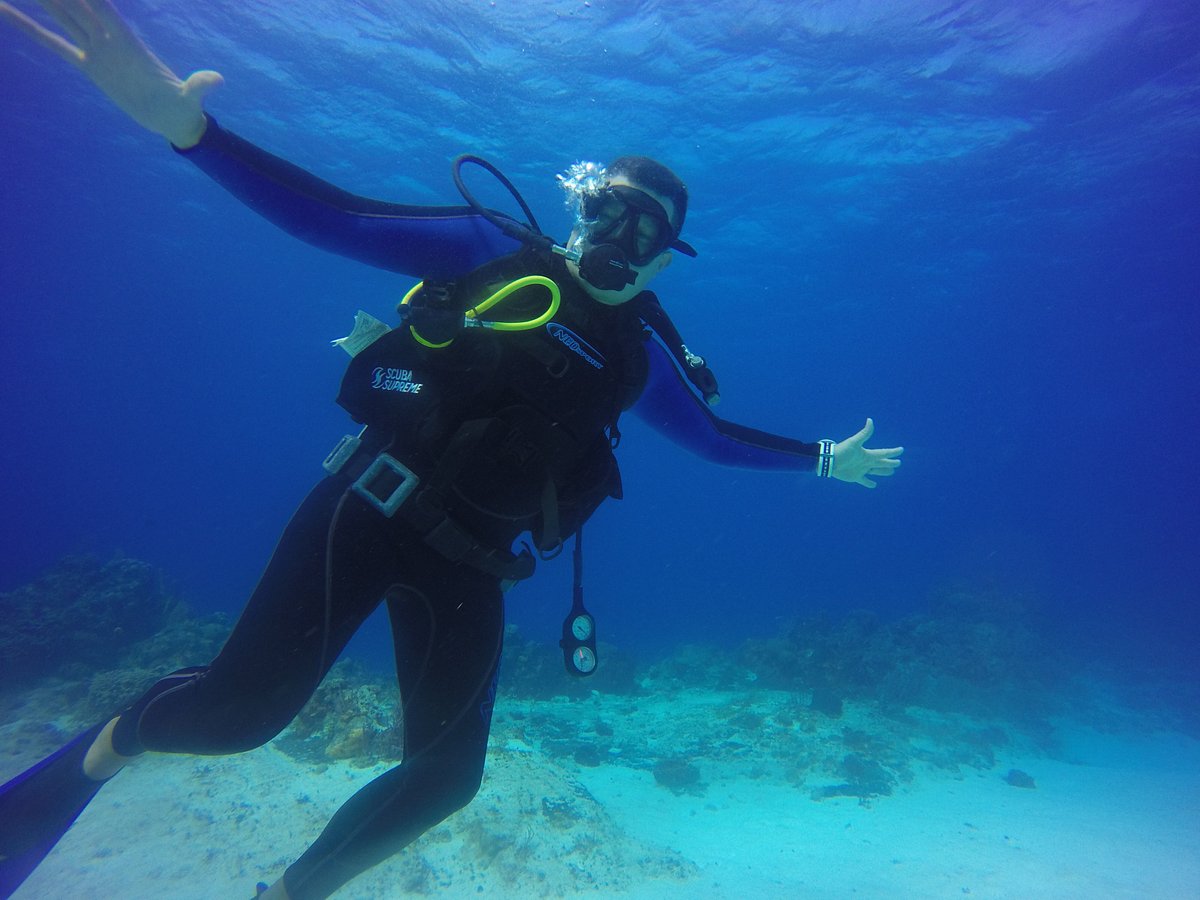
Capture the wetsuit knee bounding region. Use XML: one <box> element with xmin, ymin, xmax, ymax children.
<box><xmin>281</xmin><ymin>752</ymin><xmax>487</xmax><ymax>900</ymax></box>
<box><xmin>112</xmin><ymin>666</ymin><xmax>296</xmax><ymax>755</ymax></box>
<box><xmin>413</xmin><ymin>748</ymin><xmax>487</xmax><ymax>819</ymax></box>
<box><xmin>439</xmin><ymin>759</ymin><xmax>485</xmax><ymax>815</ymax></box>
<box><xmin>111</xmin><ymin>667</ymin><xmax>209</xmax><ymax>756</ymax></box>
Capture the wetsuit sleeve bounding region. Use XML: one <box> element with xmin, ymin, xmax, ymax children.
<box><xmin>631</xmin><ymin>338</ymin><xmax>820</xmax><ymax>472</ymax></box>
<box><xmin>174</xmin><ymin>115</ymin><xmax>524</xmax><ymax>280</ymax></box>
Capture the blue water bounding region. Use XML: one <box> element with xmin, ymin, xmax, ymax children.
<box><xmin>1</xmin><ymin>0</ymin><xmax>1197</xmax><ymax>678</ymax></box>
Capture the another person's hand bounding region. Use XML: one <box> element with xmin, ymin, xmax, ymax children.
<box><xmin>831</xmin><ymin>418</ymin><xmax>903</xmax><ymax>488</ymax></box>
<box><xmin>0</xmin><ymin>0</ymin><xmax>222</xmax><ymax>147</ymax></box>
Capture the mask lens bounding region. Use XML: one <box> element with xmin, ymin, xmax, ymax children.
<box><xmin>634</xmin><ymin>215</ymin><xmax>667</xmax><ymax>263</ymax></box>
<box><xmin>582</xmin><ymin>192</ymin><xmax>627</xmax><ymax>238</ymax></box>
<box><xmin>583</xmin><ymin>186</ymin><xmax>675</xmax><ymax>266</ymax></box>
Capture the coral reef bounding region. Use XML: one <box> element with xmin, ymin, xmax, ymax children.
<box><xmin>643</xmin><ymin>643</ymin><xmax>749</xmax><ymax>692</ymax></box>
<box><xmin>1</xmin><ymin>556</ymin><xmax>1187</xmax><ymax>830</ymax></box>
<box><xmin>274</xmin><ymin>661</ymin><xmax>402</xmax><ymax>766</ymax></box>
<box><xmin>1003</xmin><ymin>768</ymin><xmax>1037</xmax><ymax>788</ymax></box>
<box><xmin>734</xmin><ymin>586</ymin><xmax>1063</xmax><ymax>724</ymax></box>
<box><xmin>85</xmin><ymin>667</ymin><xmax>161</xmax><ymax>719</ymax></box>
<box><xmin>0</xmin><ymin>555</ymin><xmax>189</xmax><ymax>685</ymax></box>
<box><xmin>500</xmin><ymin>624</ymin><xmax>640</xmax><ymax>699</ymax></box>
<box><xmin>652</xmin><ymin>758</ymin><xmax>704</xmax><ymax>795</ymax></box>
<box><xmin>811</xmin><ymin>752</ymin><xmax>897</xmax><ymax>801</ymax></box>
<box><xmin>0</xmin><ymin>556</ymin><xmax>233</xmax><ymax>767</ymax></box>
<box><xmin>414</xmin><ymin>749</ymin><xmax>698</xmax><ymax>895</ymax></box>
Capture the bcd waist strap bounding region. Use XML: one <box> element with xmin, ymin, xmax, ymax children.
<box><xmin>329</xmin><ymin>430</ymin><xmax>536</xmax><ymax>582</ymax></box>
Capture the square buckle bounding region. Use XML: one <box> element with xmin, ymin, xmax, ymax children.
<box><xmin>351</xmin><ymin>453</ymin><xmax>420</xmax><ymax>518</ymax></box>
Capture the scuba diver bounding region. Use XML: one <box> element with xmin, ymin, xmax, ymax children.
<box><xmin>0</xmin><ymin>1</ymin><xmax>904</xmax><ymax>898</ymax></box>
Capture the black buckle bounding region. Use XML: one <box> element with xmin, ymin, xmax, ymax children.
<box><xmin>423</xmin><ymin>517</ymin><xmax>477</xmax><ymax>562</ymax></box>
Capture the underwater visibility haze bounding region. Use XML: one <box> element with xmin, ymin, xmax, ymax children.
<box><xmin>2</xmin><ymin>0</ymin><xmax>1196</xmax><ymax>665</ymax></box>
<box><xmin>0</xmin><ymin>0</ymin><xmax>1198</xmax><ymax>896</ymax></box>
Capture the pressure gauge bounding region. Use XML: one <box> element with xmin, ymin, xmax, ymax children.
<box><xmin>570</xmin><ymin>614</ymin><xmax>594</xmax><ymax>641</ymax></box>
<box><xmin>572</xmin><ymin>646</ymin><xmax>597</xmax><ymax>674</ymax></box>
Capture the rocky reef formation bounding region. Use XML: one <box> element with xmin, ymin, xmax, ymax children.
<box><xmin>0</xmin><ymin>555</ymin><xmax>192</xmax><ymax>685</ymax></box>
<box><xmin>3</xmin><ymin>555</ymin><xmax>1190</xmax><ymax>812</ymax></box>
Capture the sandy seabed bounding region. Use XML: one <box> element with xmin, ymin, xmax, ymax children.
<box><xmin>9</xmin><ymin>685</ymin><xmax>1198</xmax><ymax>900</ymax></box>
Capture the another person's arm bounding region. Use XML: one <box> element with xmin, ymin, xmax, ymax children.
<box><xmin>0</xmin><ymin>0</ymin><xmax>217</xmax><ymax>148</ymax></box>
<box><xmin>1</xmin><ymin>0</ymin><xmax>521</xmax><ymax>279</ymax></box>
<box><xmin>633</xmin><ymin>338</ymin><xmax>903</xmax><ymax>488</ymax></box>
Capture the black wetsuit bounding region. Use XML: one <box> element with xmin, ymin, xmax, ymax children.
<box><xmin>125</xmin><ymin>476</ymin><xmax>504</xmax><ymax>896</ymax></box>
<box><xmin>104</xmin><ymin>117</ymin><xmax>822</xmax><ymax>899</ymax></box>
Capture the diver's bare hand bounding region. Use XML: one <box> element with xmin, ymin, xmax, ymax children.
<box><xmin>830</xmin><ymin>418</ymin><xmax>903</xmax><ymax>488</ymax></box>
<box><xmin>0</xmin><ymin>0</ymin><xmax>221</xmax><ymax>147</ymax></box>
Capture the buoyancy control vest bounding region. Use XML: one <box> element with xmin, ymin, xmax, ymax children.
<box><xmin>335</xmin><ymin>250</ymin><xmax>649</xmax><ymax>554</ymax></box>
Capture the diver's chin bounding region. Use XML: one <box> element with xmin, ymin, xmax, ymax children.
<box><xmin>572</xmin><ymin>270</ymin><xmax>639</xmax><ymax>305</ymax></box>
<box><xmin>565</xmin><ymin>254</ymin><xmax>642</xmax><ymax>305</ymax></box>
<box><xmin>586</xmin><ymin>281</ymin><xmax>640</xmax><ymax>306</ymax></box>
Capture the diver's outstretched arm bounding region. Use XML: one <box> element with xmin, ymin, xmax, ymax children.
<box><xmin>0</xmin><ymin>0</ymin><xmax>221</xmax><ymax>147</ymax></box>
<box><xmin>633</xmin><ymin>340</ymin><xmax>903</xmax><ymax>488</ymax></box>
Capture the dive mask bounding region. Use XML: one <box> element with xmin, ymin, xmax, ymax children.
<box><xmin>572</xmin><ymin>185</ymin><xmax>698</xmax><ymax>291</ymax></box>
<box><xmin>581</xmin><ymin>185</ymin><xmax>670</xmax><ymax>266</ymax></box>
<box><xmin>580</xmin><ymin>185</ymin><xmax>697</xmax><ymax>266</ymax></box>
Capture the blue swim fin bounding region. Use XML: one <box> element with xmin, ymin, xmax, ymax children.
<box><xmin>0</xmin><ymin>722</ymin><xmax>110</xmax><ymax>898</ymax></box>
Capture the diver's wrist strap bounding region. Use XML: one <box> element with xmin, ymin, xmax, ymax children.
<box><xmin>817</xmin><ymin>440</ymin><xmax>835</xmax><ymax>478</ymax></box>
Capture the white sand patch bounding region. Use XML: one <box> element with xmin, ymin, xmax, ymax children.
<box><xmin>575</xmin><ymin>724</ymin><xmax>1200</xmax><ymax>899</ymax></box>
<box><xmin>10</xmin><ymin>707</ymin><xmax>1200</xmax><ymax>899</ymax></box>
